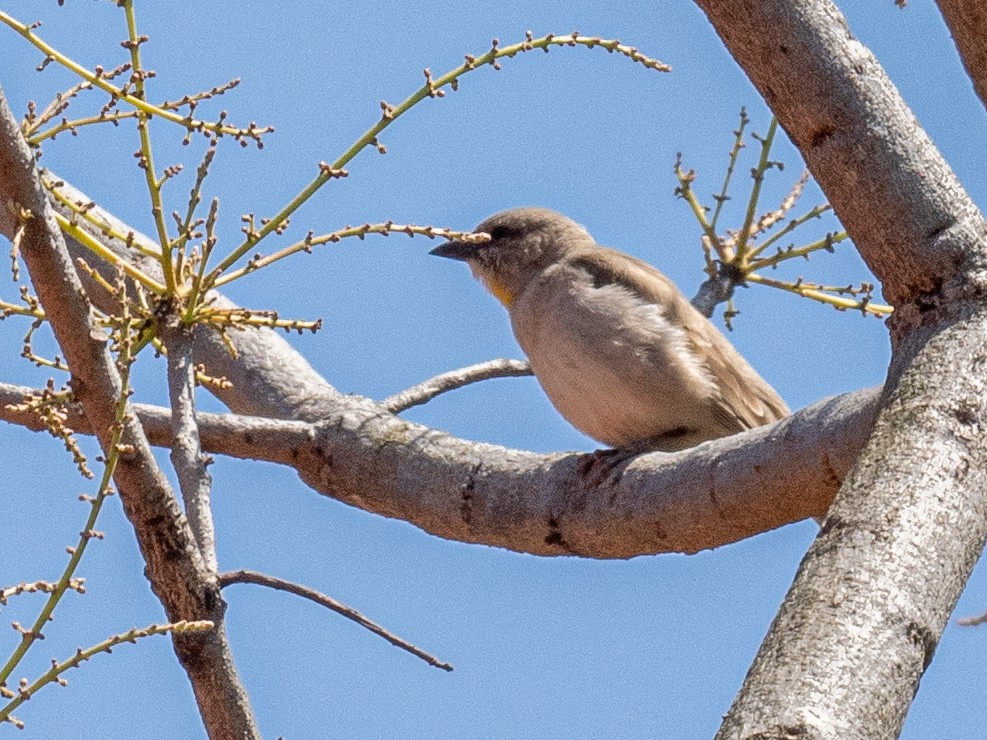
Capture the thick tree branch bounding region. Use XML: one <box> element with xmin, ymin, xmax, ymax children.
<box><xmin>692</xmin><ymin>0</ymin><xmax>987</xmax><ymax>737</ymax></box>
<box><xmin>5</xmin><ymin>177</ymin><xmax>863</xmax><ymax>553</ymax></box>
<box><xmin>0</xmin><ymin>380</ymin><xmax>881</xmax><ymax>557</ymax></box>
<box><xmin>0</xmin><ymin>85</ymin><xmax>258</xmax><ymax>739</ymax></box>
<box><xmin>937</xmin><ymin>0</ymin><xmax>987</xmax><ymax>113</ymax></box>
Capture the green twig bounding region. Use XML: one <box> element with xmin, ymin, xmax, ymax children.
<box><xmin>0</xmin><ymin>10</ymin><xmax>268</xmax><ymax>141</ymax></box>
<box><xmin>0</xmin><ymin>620</ymin><xmax>213</xmax><ymax>728</ymax></box>
<box><xmin>674</xmin><ymin>160</ymin><xmax>721</xmax><ymax>260</ymax></box>
<box><xmin>0</xmin><ymin>273</ymin><xmax>140</xmax><ymax>692</ymax></box>
<box><xmin>53</xmin><ymin>213</ymin><xmax>165</xmax><ymax>293</ymax></box>
<box><xmin>749</xmin><ymin>230</ymin><xmax>849</xmax><ymax>272</ymax></box>
<box><xmin>212</xmin><ymin>223</ymin><xmax>489</xmax><ymax>288</ymax></box>
<box><xmin>120</xmin><ymin>1</ymin><xmax>175</xmax><ymax>292</ymax></box>
<box><xmin>746</xmin><ymin>203</ymin><xmax>833</xmax><ymax>262</ymax></box>
<box><xmin>207</xmin><ymin>32</ymin><xmax>670</xmax><ymax>282</ymax></box>
<box><xmin>29</xmin><ymin>110</ymin><xmax>138</xmax><ymax>145</ymax></box>
<box><xmin>710</xmin><ymin>107</ymin><xmax>748</xmax><ymax>232</ymax></box>
<box><xmin>747</xmin><ymin>272</ymin><xmax>892</xmax><ymax>316</ymax></box>
<box><xmin>735</xmin><ymin>117</ymin><xmax>778</xmax><ymax>258</ymax></box>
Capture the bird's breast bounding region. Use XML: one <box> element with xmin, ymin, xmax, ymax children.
<box><xmin>508</xmin><ymin>268</ymin><xmax>721</xmax><ymax>448</ymax></box>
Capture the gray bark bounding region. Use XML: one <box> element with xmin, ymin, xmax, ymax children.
<box><xmin>163</xmin><ymin>318</ymin><xmax>218</xmax><ymax>572</ymax></box>
<box><xmin>0</xmin><ymin>380</ymin><xmax>879</xmax><ymax>557</ymax></box>
<box><xmin>937</xmin><ymin>0</ymin><xmax>987</xmax><ymax>114</ymax></box>
<box><xmin>692</xmin><ymin>0</ymin><xmax>987</xmax><ymax>736</ymax></box>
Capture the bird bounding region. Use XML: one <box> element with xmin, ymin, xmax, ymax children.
<box><xmin>430</xmin><ymin>207</ymin><xmax>789</xmax><ymax>454</ymax></box>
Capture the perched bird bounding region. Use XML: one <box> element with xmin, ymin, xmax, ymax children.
<box><xmin>430</xmin><ymin>207</ymin><xmax>789</xmax><ymax>452</ymax></box>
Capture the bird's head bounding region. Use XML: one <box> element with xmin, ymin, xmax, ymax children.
<box><xmin>430</xmin><ymin>207</ymin><xmax>593</xmax><ymax>306</ymax></box>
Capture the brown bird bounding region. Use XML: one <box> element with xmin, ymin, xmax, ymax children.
<box><xmin>431</xmin><ymin>207</ymin><xmax>789</xmax><ymax>452</ymax></box>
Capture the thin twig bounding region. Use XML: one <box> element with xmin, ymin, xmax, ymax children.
<box><xmin>0</xmin><ymin>579</ymin><xmax>85</xmax><ymax>606</ymax></box>
<box><xmin>746</xmin><ymin>204</ymin><xmax>837</xmax><ymax>264</ymax></box>
<box><xmin>746</xmin><ymin>273</ymin><xmax>892</xmax><ymax>316</ymax></box>
<box><xmin>43</xmin><ymin>176</ymin><xmax>161</xmax><ymax>259</ymax></box>
<box><xmin>674</xmin><ymin>158</ymin><xmax>723</xmax><ymax>261</ymax></box>
<box><xmin>209</xmin><ymin>32</ymin><xmax>669</xmax><ymax>278</ymax></box>
<box><xmin>956</xmin><ymin>610</ymin><xmax>987</xmax><ymax>627</ymax></box>
<box><xmin>53</xmin><ymin>211</ymin><xmax>165</xmax><ymax>293</ymax></box>
<box><xmin>1</xmin><ymin>620</ymin><xmax>213</xmax><ymax>728</ymax></box>
<box><xmin>710</xmin><ymin>107</ymin><xmax>749</xmax><ymax>232</ymax></box>
<box><xmin>0</xmin><ymin>10</ymin><xmax>270</xmax><ymax>142</ymax></box>
<box><xmin>382</xmin><ymin>358</ymin><xmax>532</xmax><ymax>413</ymax></box>
<box><xmin>219</xmin><ymin>569</ymin><xmax>453</xmax><ymax>672</ymax></box>
<box><xmin>0</xmin><ymin>271</ymin><xmax>136</xmax><ymax>689</ymax></box>
<box><xmin>753</xmin><ymin>169</ymin><xmax>809</xmax><ymax>237</ymax></box>
<box><xmin>735</xmin><ymin>117</ymin><xmax>779</xmax><ymax>258</ymax></box>
<box><xmin>211</xmin><ymin>223</ymin><xmax>488</xmax><ymax>288</ymax></box>
<box><xmin>120</xmin><ymin>0</ymin><xmax>175</xmax><ymax>291</ymax></box>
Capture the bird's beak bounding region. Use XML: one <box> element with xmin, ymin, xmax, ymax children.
<box><xmin>429</xmin><ymin>237</ymin><xmax>479</xmax><ymax>262</ymax></box>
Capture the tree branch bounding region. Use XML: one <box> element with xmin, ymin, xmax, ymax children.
<box><xmin>382</xmin><ymin>358</ymin><xmax>532</xmax><ymax>413</ymax></box>
<box><xmin>692</xmin><ymin>0</ymin><xmax>987</xmax><ymax>736</ymax></box>
<box><xmin>2</xmin><ymin>176</ymin><xmax>868</xmax><ymax>555</ymax></box>
<box><xmin>219</xmin><ymin>570</ymin><xmax>453</xmax><ymax>671</ymax></box>
<box><xmin>937</xmin><ymin>0</ymin><xmax>987</xmax><ymax>113</ymax></box>
<box><xmin>691</xmin><ymin>271</ymin><xmax>737</xmax><ymax>318</ymax></box>
<box><xmin>0</xmin><ymin>380</ymin><xmax>881</xmax><ymax>557</ymax></box>
<box><xmin>0</xmin><ymin>83</ymin><xmax>258</xmax><ymax>739</ymax></box>
<box><xmin>33</xmin><ymin>176</ymin><xmax>343</xmax><ymax>423</ymax></box>
<box><xmin>162</xmin><ymin>318</ymin><xmax>218</xmax><ymax>573</ymax></box>
<box><xmin>695</xmin><ymin>0</ymin><xmax>985</xmax><ymax>321</ymax></box>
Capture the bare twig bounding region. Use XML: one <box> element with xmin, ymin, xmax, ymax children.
<box><xmin>211</xmin><ymin>222</ymin><xmax>489</xmax><ymax>288</ymax></box>
<box><xmin>0</xmin><ymin>10</ymin><xmax>271</xmax><ymax>144</ymax></box>
<box><xmin>710</xmin><ymin>107</ymin><xmax>750</xmax><ymax>232</ymax></box>
<box><xmin>750</xmin><ymin>169</ymin><xmax>809</xmax><ymax>239</ymax></box>
<box><xmin>209</xmin><ymin>32</ymin><xmax>670</xmax><ymax>278</ymax></box>
<box><xmin>0</xmin><ymin>290</ymin><xmax>131</xmax><ymax>689</ymax></box>
<box><xmin>956</xmin><ymin>610</ymin><xmax>987</xmax><ymax>627</ymax></box>
<box><xmin>382</xmin><ymin>358</ymin><xmax>532</xmax><ymax>413</ymax></box>
<box><xmin>220</xmin><ymin>570</ymin><xmax>453</xmax><ymax>671</ymax></box>
<box><xmin>0</xmin><ymin>579</ymin><xmax>85</xmax><ymax>606</ymax></box>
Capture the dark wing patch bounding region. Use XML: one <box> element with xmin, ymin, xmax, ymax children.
<box><xmin>570</xmin><ymin>254</ymin><xmax>621</xmax><ymax>290</ymax></box>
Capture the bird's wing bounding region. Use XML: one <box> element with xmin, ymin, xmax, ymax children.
<box><xmin>569</xmin><ymin>247</ymin><xmax>790</xmax><ymax>430</ymax></box>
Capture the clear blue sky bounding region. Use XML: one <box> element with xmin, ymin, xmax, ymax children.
<box><xmin>0</xmin><ymin>2</ymin><xmax>984</xmax><ymax>738</ymax></box>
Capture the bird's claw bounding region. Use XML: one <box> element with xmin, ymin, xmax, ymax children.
<box><xmin>578</xmin><ymin>447</ymin><xmax>640</xmax><ymax>487</ymax></box>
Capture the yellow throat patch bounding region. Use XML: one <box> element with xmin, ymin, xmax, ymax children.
<box><xmin>476</xmin><ymin>272</ymin><xmax>515</xmax><ymax>307</ymax></box>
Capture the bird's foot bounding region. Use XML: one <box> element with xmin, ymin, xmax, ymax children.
<box><xmin>578</xmin><ymin>446</ymin><xmax>643</xmax><ymax>487</ymax></box>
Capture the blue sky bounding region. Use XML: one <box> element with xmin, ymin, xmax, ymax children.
<box><xmin>0</xmin><ymin>1</ymin><xmax>984</xmax><ymax>738</ymax></box>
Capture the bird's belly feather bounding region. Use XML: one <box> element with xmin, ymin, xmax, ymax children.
<box><xmin>511</xmin><ymin>280</ymin><xmax>719</xmax><ymax>447</ymax></box>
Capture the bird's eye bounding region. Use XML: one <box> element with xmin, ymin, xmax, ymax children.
<box><xmin>489</xmin><ymin>226</ymin><xmax>512</xmax><ymax>240</ymax></box>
